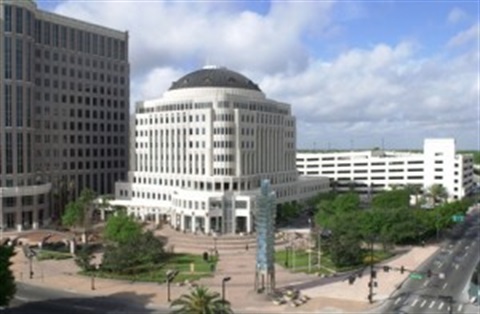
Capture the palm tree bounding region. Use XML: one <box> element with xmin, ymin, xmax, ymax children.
<box><xmin>428</xmin><ymin>184</ymin><xmax>448</xmax><ymax>205</ymax></box>
<box><xmin>170</xmin><ymin>285</ymin><xmax>233</xmax><ymax>314</ymax></box>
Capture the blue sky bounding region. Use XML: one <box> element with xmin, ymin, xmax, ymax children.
<box><xmin>36</xmin><ymin>0</ymin><xmax>479</xmax><ymax>150</ymax></box>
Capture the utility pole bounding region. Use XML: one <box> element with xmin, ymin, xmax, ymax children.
<box><xmin>317</xmin><ymin>230</ymin><xmax>321</xmax><ymax>270</ymax></box>
<box><xmin>368</xmin><ymin>238</ymin><xmax>374</xmax><ymax>303</ymax></box>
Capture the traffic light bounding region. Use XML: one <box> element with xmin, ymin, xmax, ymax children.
<box><xmin>371</xmin><ymin>270</ymin><xmax>377</xmax><ymax>279</ymax></box>
<box><xmin>383</xmin><ymin>265</ymin><xmax>390</xmax><ymax>272</ymax></box>
<box><xmin>348</xmin><ymin>275</ymin><xmax>356</xmax><ymax>285</ymax></box>
<box><xmin>400</xmin><ymin>266</ymin><xmax>405</xmax><ymax>274</ymax></box>
<box><xmin>427</xmin><ymin>269</ymin><xmax>432</xmax><ymax>278</ymax></box>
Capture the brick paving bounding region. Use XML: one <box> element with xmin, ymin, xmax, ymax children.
<box><xmin>8</xmin><ymin>230</ymin><xmax>439</xmax><ymax>313</ymax></box>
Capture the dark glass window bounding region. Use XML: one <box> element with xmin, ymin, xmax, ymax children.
<box><xmin>4</xmin><ymin>5</ymin><xmax>12</xmax><ymax>32</ymax></box>
<box><xmin>16</xmin><ymin>7</ymin><xmax>23</xmax><ymax>34</ymax></box>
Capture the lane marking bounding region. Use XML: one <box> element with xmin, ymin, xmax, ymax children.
<box><xmin>442</xmin><ymin>282</ymin><xmax>448</xmax><ymax>290</ymax></box>
<box><xmin>438</xmin><ymin>302</ymin><xmax>444</xmax><ymax>310</ymax></box>
<box><xmin>458</xmin><ymin>304</ymin><xmax>463</xmax><ymax>312</ymax></box>
<box><xmin>411</xmin><ymin>298</ymin><xmax>419</xmax><ymax>307</ymax></box>
<box><xmin>72</xmin><ymin>305</ymin><xmax>96</xmax><ymax>311</ymax></box>
<box><xmin>420</xmin><ymin>300</ymin><xmax>427</xmax><ymax>308</ymax></box>
<box><xmin>454</xmin><ymin>264</ymin><xmax>459</xmax><ymax>270</ymax></box>
<box><xmin>423</xmin><ymin>280</ymin><xmax>429</xmax><ymax>287</ymax></box>
<box><xmin>429</xmin><ymin>301</ymin><xmax>435</xmax><ymax>309</ymax></box>
<box><xmin>14</xmin><ymin>296</ymin><xmax>31</xmax><ymax>302</ymax></box>
<box><xmin>394</xmin><ymin>297</ymin><xmax>401</xmax><ymax>305</ymax></box>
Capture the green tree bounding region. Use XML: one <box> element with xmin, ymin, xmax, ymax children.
<box><xmin>61</xmin><ymin>188</ymin><xmax>96</xmax><ymax>243</ymax></box>
<box><xmin>170</xmin><ymin>285</ymin><xmax>233</xmax><ymax>314</ymax></box>
<box><xmin>276</xmin><ymin>202</ymin><xmax>301</xmax><ymax>225</ymax></box>
<box><xmin>428</xmin><ymin>184</ymin><xmax>448</xmax><ymax>205</ymax></box>
<box><xmin>325</xmin><ymin>212</ymin><xmax>363</xmax><ymax>267</ymax></box>
<box><xmin>102</xmin><ymin>231</ymin><xmax>164</xmax><ymax>274</ymax></box>
<box><xmin>62</xmin><ymin>201</ymin><xmax>83</xmax><ymax>228</ymax></box>
<box><xmin>0</xmin><ymin>245</ymin><xmax>16</xmax><ymax>307</ymax></box>
<box><xmin>372</xmin><ymin>189</ymin><xmax>410</xmax><ymax>209</ymax></box>
<box><xmin>103</xmin><ymin>213</ymin><xmax>142</xmax><ymax>244</ymax></box>
<box><xmin>74</xmin><ymin>245</ymin><xmax>94</xmax><ymax>271</ymax></box>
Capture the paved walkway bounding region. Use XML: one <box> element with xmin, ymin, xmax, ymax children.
<box><xmin>8</xmin><ymin>230</ymin><xmax>439</xmax><ymax>313</ymax></box>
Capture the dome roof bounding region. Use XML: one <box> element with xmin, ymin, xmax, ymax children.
<box><xmin>168</xmin><ymin>66</ymin><xmax>261</xmax><ymax>92</ymax></box>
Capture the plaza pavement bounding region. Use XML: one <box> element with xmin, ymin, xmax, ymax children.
<box><xmin>7</xmin><ymin>230</ymin><xmax>439</xmax><ymax>313</ymax></box>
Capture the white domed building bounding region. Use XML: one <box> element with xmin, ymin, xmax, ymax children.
<box><xmin>112</xmin><ymin>66</ymin><xmax>329</xmax><ymax>234</ymax></box>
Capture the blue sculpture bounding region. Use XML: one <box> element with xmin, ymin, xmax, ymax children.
<box><xmin>254</xmin><ymin>180</ymin><xmax>276</xmax><ymax>293</ymax></box>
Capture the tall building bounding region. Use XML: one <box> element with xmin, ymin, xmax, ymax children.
<box><xmin>112</xmin><ymin>66</ymin><xmax>328</xmax><ymax>234</ymax></box>
<box><xmin>1</xmin><ymin>0</ymin><xmax>129</xmax><ymax>231</ymax></box>
<box><xmin>296</xmin><ymin>138</ymin><xmax>475</xmax><ymax>201</ymax></box>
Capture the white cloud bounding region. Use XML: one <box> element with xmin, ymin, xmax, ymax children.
<box><xmin>447</xmin><ymin>23</ymin><xmax>479</xmax><ymax>47</ymax></box>
<box><xmin>50</xmin><ymin>1</ymin><xmax>477</xmax><ymax>149</ymax></box>
<box><xmin>447</xmin><ymin>7</ymin><xmax>467</xmax><ymax>24</ymax></box>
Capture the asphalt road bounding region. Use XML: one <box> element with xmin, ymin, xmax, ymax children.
<box><xmin>3</xmin><ymin>283</ymin><xmax>170</xmax><ymax>314</ymax></box>
<box><xmin>380</xmin><ymin>211</ymin><xmax>480</xmax><ymax>314</ymax></box>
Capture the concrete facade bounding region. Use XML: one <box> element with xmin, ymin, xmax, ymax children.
<box><xmin>112</xmin><ymin>66</ymin><xmax>329</xmax><ymax>234</ymax></box>
<box><xmin>296</xmin><ymin>138</ymin><xmax>475</xmax><ymax>202</ymax></box>
<box><xmin>0</xmin><ymin>0</ymin><xmax>129</xmax><ymax>231</ymax></box>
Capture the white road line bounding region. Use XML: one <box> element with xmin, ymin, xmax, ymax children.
<box><xmin>14</xmin><ymin>296</ymin><xmax>30</xmax><ymax>302</ymax></box>
<box><xmin>423</xmin><ymin>280</ymin><xmax>429</xmax><ymax>287</ymax></box>
<box><xmin>73</xmin><ymin>305</ymin><xmax>95</xmax><ymax>311</ymax></box>
<box><xmin>458</xmin><ymin>304</ymin><xmax>463</xmax><ymax>312</ymax></box>
<box><xmin>420</xmin><ymin>300</ymin><xmax>427</xmax><ymax>308</ymax></box>
<box><xmin>429</xmin><ymin>301</ymin><xmax>435</xmax><ymax>309</ymax></box>
<box><xmin>454</xmin><ymin>264</ymin><xmax>459</xmax><ymax>270</ymax></box>
<box><xmin>438</xmin><ymin>302</ymin><xmax>444</xmax><ymax>310</ymax></box>
<box><xmin>438</xmin><ymin>262</ymin><xmax>443</xmax><ymax>268</ymax></box>
<box><xmin>394</xmin><ymin>297</ymin><xmax>402</xmax><ymax>305</ymax></box>
<box><xmin>442</xmin><ymin>282</ymin><xmax>448</xmax><ymax>290</ymax></box>
<box><xmin>411</xmin><ymin>298</ymin><xmax>419</xmax><ymax>307</ymax></box>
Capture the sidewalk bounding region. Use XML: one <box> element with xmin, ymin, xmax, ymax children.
<box><xmin>9</xmin><ymin>230</ymin><xmax>439</xmax><ymax>313</ymax></box>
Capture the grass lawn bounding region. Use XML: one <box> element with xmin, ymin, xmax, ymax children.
<box><xmin>275</xmin><ymin>248</ymin><xmax>395</xmax><ymax>275</ymax></box>
<box><xmin>90</xmin><ymin>253</ymin><xmax>218</xmax><ymax>283</ymax></box>
<box><xmin>37</xmin><ymin>249</ymin><xmax>73</xmax><ymax>261</ymax></box>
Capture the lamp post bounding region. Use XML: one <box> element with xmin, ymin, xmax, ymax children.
<box><xmin>90</xmin><ymin>264</ymin><xmax>99</xmax><ymax>290</ymax></box>
<box><xmin>222</xmin><ymin>276</ymin><xmax>231</xmax><ymax>310</ymax></box>
<box><xmin>166</xmin><ymin>270</ymin><xmax>178</xmax><ymax>302</ymax></box>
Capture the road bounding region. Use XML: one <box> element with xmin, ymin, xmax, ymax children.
<box><xmin>3</xmin><ymin>283</ymin><xmax>170</xmax><ymax>314</ymax></box>
<box><xmin>380</xmin><ymin>211</ymin><xmax>480</xmax><ymax>314</ymax></box>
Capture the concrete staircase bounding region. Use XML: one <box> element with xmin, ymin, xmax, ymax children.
<box><xmin>156</xmin><ymin>226</ymin><xmax>288</xmax><ymax>254</ymax></box>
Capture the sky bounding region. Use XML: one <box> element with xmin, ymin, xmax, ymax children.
<box><xmin>36</xmin><ymin>0</ymin><xmax>479</xmax><ymax>150</ymax></box>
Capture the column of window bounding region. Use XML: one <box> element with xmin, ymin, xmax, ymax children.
<box><xmin>4</xmin><ymin>5</ymin><xmax>12</xmax><ymax>32</ymax></box>
<box><xmin>16</xmin><ymin>86</ymin><xmax>23</xmax><ymax>127</ymax></box>
<box><xmin>5</xmin><ymin>133</ymin><xmax>13</xmax><ymax>174</ymax></box>
<box><xmin>27</xmin><ymin>134</ymin><xmax>31</xmax><ymax>173</ymax></box>
<box><xmin>17</xmin><ymin>134</ymin><xmax>23</xmax><ymax>173</ymax></box>
<box><xmin>4</xmin><ymin>85</ymin><xmax>12</xmax><ymax>126</ymax></box>
<box><xmin>16</xmin><ymin>7</ymin><xmax>23</xmax><ymax>34</ymax></box>
<box><xmin>4</xmin><ymin>37</ymin><xmax>12</xmax><ymax>79</ymax></box>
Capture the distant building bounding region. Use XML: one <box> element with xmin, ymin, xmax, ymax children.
<box><xmin>0</xmin><ymin>0</ymin><xmax>129</xmax><ymax>231</ymax></box>
<box><xmin>112</xmin><ymin>66</ymin><xmax>328</xmax><ymax>234</ymax></box>
<box><xmin>296</xmin><ymin>139</ymin><xmax>475</xmax><ymax>201</ymax></box>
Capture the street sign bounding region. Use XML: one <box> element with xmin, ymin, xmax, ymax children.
<box><xmin>409</xmin><ymin>273</ymin><xmax>424</xmax><ymax>280</ymax></box>
<box><xmin>452</xmin><ymin>214</ymin><xmax>465</xmax><ymax>222</ymax></box>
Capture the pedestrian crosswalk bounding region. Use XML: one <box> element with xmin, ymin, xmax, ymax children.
<box><xmin>392</xmin><ymin>295</ymin><xmax>466</xmax><ymax>313</ymax></box>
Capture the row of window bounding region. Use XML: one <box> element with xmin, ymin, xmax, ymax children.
<box><xmin>35</xmin><ymin>134</ymin><xmax>125</xmax><ymax>145</ymax></box>
<box><xmin>35</xmin><ymin>49</ymin><xmax>126</xmax><ymax>73</ymax></box>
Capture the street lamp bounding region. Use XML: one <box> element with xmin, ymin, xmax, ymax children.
<box><xmin>222</xmin><ymin>276</ymin><xmax>231</xmax><ymax>310</ymax></box>
<box><xmin>90</xmin><ymin>264</ymin><xmax>99</xmax><ymax>290</ymax></box>
<box><xmin>166</xmin><ymin>270</ymin><xmax>178</xmax><ymax>302</ymax></box>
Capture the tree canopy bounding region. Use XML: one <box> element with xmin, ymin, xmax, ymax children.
<box><xmin>103</xmin><ymin>213</ymin><xmax>142</xmax><ymax>244</ymax></box>
<box><xmin>371</xmin><ymin>189</ymin><xmax>410</xmax><ymax>209</ymax></box>
<box><xmin>101</xmin><ymin>230</ymin><xmax>165</xmax><ymax>274</ymax></box>
<box><xmin>0</xmin><ymin>245</ymin><xmax>16</xmax><ymax>306</ymax></box>
<box><xmin>61</xmin><ymin>188</ymin><xmax>96</xmax><ymax>229</ymax></box>
<box><xmin>311</xmin><ymin>189</ymin><xmax>472</xmax><ymax>268</ymax></box>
